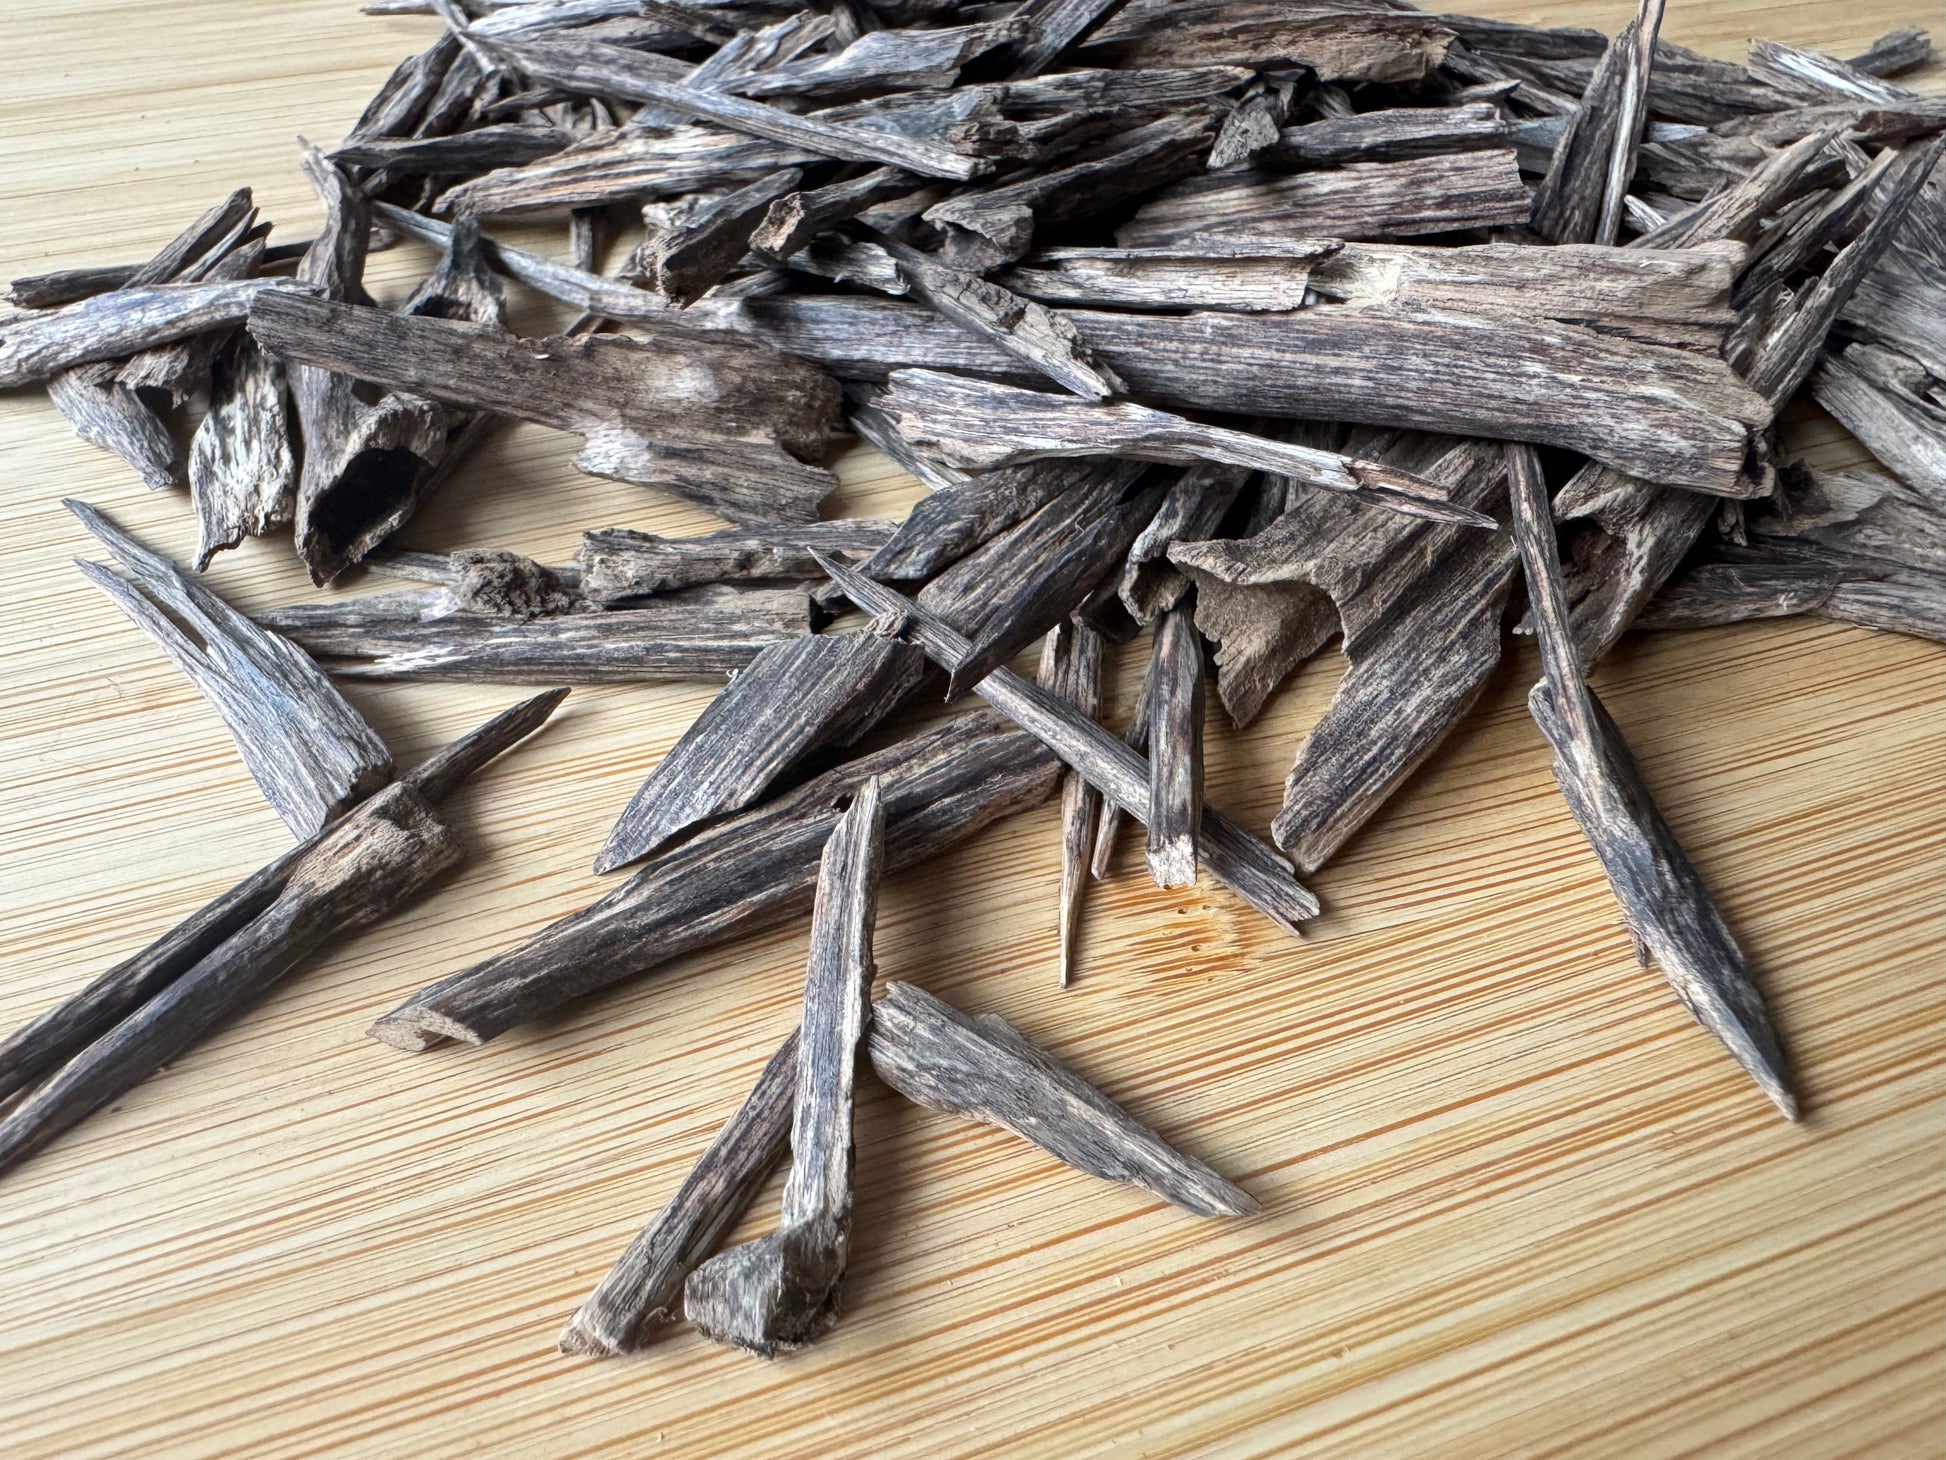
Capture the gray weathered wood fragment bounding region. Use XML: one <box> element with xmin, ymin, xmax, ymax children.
<box><xmin>867</xmin><ymin>982</ymin><xmax>1256</xmax><ymax>1216</ymax></box>
<box><xmin>66</xmin><ymin>499</ymin><xmax>392</xmax><ymax>837</ymax></box>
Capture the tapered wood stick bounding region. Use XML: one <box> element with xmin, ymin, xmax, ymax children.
<box><xmin>1507</xmin><ymin>444</ymin><xmax>1796</xmax><ymax>1120</ymax></box>
<box><xmin>1036</xmin><ymin>621</ymin><xmax>1105</xmax><ymax>985</ymax></box>
<box><xmin>1145</xmin><ymin>602</ymin><xmax>1204</xmax><ymax>889</ymax></box>
<box><xmin>812</xmin><ymin>553</ymin><xmax>1317</xmax><ymax>935</ymax></box>
<box><xmin>0</xmin><ymin>691</ymin><xmax>568</xmax><ymax>1178</ymax></box>
<box><xmin>867</xmin><ymin>982</ymin><xmax>1255</xmax><ymax>1217</ymax></box>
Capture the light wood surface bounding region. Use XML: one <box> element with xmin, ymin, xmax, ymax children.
<box><xmin>1</xmin><ymin>4</ymin><xmax>1941</xmax><ymax>1456</ymax></box>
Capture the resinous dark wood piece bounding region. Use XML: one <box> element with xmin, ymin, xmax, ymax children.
<box><xmin>684</xmin><ymin>780</ymin><xmax>884</xmax><ymax>1356</ymax></box>
<box><xmin>44</xmin><ymin>365</ymin><xmax>181</xmax><ymax>493</ymax></box>
<box><xmin>1508</xmin><ymin>443</ymin><xmax>1797</xmax><ymax>1121</ymax></box>
<box><xmin>1144</xmin><ymin>602</ymin><xmax>1203</xmax><ymax>889</ymax></box>
<box><xmin>1812</xmin><ymin>343</ymin><xmax>1946</xmax><ymax>509</ymax></box>
<box><xmin>1636</xmin><ymin>464</ymin><xmax>1946</xmax><ymax>642</ymax></box>
<box><xmin>733</xmin><ymin>20</ymin><xmax>1019</xmax><ymax>98</ymax></box>
<box><xmin>66</xmin><ymin>499</ymin><xmax>393</xmax><ymax>837</ymax></box>
<box><xmin>867</xmin><ymin>982</ymin><xmax>1256</xmax><ymax>1216</ymax></box>
<box><xmin>922</xmin><ymin>112</ymin><xmax>1219</xmax><ymax>266</ymax></box>
<box><xmin>368</xmin><ymin>714</ymin><xmax>1060</xmax><ymax>1052</ymax></box>
<box><xmin>481</xmin><ymin>33</ymin><xmax>992</xmax><ymax>179</ymax></box>
<box><xmin>882</xmin><ymin>239</ymin><xmax>1124</xmax><ymax>401</ymax></box>
<box><xmin>595</xmin><ymin>631</ymin><xmax>924</xmax><ymax>871</ymax></box>
<box><xmin>916</xmin><ymin>459</ymin><xmax>1162</xmax><ymax>697</ymax></box>
<box><xmin>1000</xmin><ymin>243</ymin><xmax>1335</xmax><ymax>315</ymax></box>
<box><xmin>843</xmin><ymin>461</ymin><xmax>1078</xmax><ymax>585</ymax></box>
<box><xmin>1036</xmin><ymin>621</ymin><xmax>1105</xmax><ymax>985</ymax></box>
<box><xmin>329</xmin><ymin>122</ymin><xmax>575</xmax><ymax>174</ymax></box>
<box><xmin>752</xmin><ymin>167</ymin><xmax>919</xmax><ymax>260</ymax></box>
<box><xmin>879</xmin><ymin>369</ymin><xmax>1492</xmax><ymax>527</ymax></box>
<box><xmin>1266</xmin><ymin>102</ymin><xmax>1506</xmax><ymax>166</ymax></box>
<box><xmin>0</xmin><ymin>691</ymin><xmax>566</xmax><ymax>1180</ymax></box>
<box><xmin>1090</xmin><ymin>653</ymin><xmax>1155</xmax><ymax>879</ymax></box>
<box><xmin>640</xmin><ymin>167</ymin><xmax>804</xmax><ymax>306</ymax></box>
<box><xmin>715</xmin><ymin>296</ymin><xmax>1775</xmax><ymax>495</ymax></box>
<box><xmin>577</xmin><ymin>519</ymin><xmax>896</xmax><ymax>601</ymax></box>
<box><xmin>0</xmin><ymin>278</ymin><xmax>300</xmax><ymax>389</ymax></box>
<box><xmin>42</xmin><ymin>190</ymin><xmax>260</xmax><ymax>489</ymax></box>
<box><xmin>443</xmin><ymin>127</ymin><xmax>816</xmax><ymax>214</ymax></box>
<box><xmin>249</xmin><ymin>290</ymin><xmax>843</xmax><ymax>526</ymax></box>
<box><xmin>1117</xmin><ymin>150</ymin><xmax>1531</xmax><ymax>247</ymax></box>
<box><xmin>560</xmin><ymin>1031</ymin><xmax>800</xmax><ymax>1357</ymax></box>
<box><xmin>813</xmin><ymin>554</ymin><xmax>1319</xmax><ymax>935</ymax></box>
<box><xmin>1077</xmin><ymin>1</ymin><xmax>1452</xmax><ymax>84</ymax></box>
<box><xmin>1529</xmin><ymin>0</ymin><xmax>1665</xmax><ymax>245</ymax></box>
<box><xmin>260</xmin><ymin>586</ymin><xmax>811</xmax><ymax>684</ymax></box>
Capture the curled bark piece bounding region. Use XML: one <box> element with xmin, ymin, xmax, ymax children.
<box><xmin>66</xmin><ymin>500</ymin><xmax>392</xmax><ymax>836</ymax></box>
<box><xmin>868</xmin><ymin>982</ymin><xmax>1255</xmax><ymax>1216</ymax></box>
<box><xmin>0</xmin><ymin>691</ymin><xmax>564</xmax><ymax>1179</ymax></box>
<box><xmin>1036</xmin><ymin>621</ymin><xmax>1105</xmax><ymax>985</ymax></box>
<box><xmin>1170</xmin><ymin>440</ymin><xmax>1518</xmax><ymax>872</ymax></box>
<box><xmin>1118</xmin><ymin>150</ymin><xmax>1530</xmax><ymax>247</ymax></box>
<box><xmin>561</xmin><ymin>1031</ymin><xmax>799</xmax><ymax>1357</ymax></box>
<box><xmin>369</xmin><ymin>713</ymin><xmax>1059</xmax><ymax>1051</ymax></box>
<box><xmin>685</xmin><ymin>780</ymin><xmax>884</xmax><ymax>1356</ymax></box>
<box><xmin>596</xmin><ymin>631</ymin><xmax>924</xmax><ymax>871</ymax></box>
<box><xmin>578</xmin><ymin>519</ymin><xmax>896</xmax><ymax>602</ymax></box>
<box><xmin>814</xmin><ymin>553</ymin><xmax>1318</xmax><ymax>935</ymax></box>
<box><xmin>261</xmin><ymin>588</ymin><xmax>810</xmax><ymax>684</ymax></box>
<box><xmin>0</xmin><ymin>279</ymin><xmax>300</xmax><ymax>389</ymax></box>
<box><xmin>189</xmin><ymin>333</ymin><xmax>296</xmax><ymax>569</ymax></box>
<box><xmin>1120</xmin><ymin>463</ymin><xmax>1251</xmax><ymax>623</ymax></box>
<box><xmin>1145</xmin><ymin>603</ymin><xmax>1203</xmax><ymax>889</ymax></box>
<box><xmin>1507</xmin><ymin>443</ymin><xmax>1796</xmax><ymax>1121</ymax></box>
<box><xmin>294</xmin><ymin>205</ymin><xmax>507</xmax><ymax>584</ymax></box>
<box><xmin>880</xmin><ymin>369</ymin><xmax>1490</xmax><ymax>528</ymax></box>
<box><xmin>250</xmin><ymin>290</ymin><xmax>842</xmax><ymax>526</ymax></box>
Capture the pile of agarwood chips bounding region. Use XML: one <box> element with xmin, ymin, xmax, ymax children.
<box><xmin>0</xmin><ymin>0</ymin><xmax>1941</xmax><ymax>1360</ymax></box>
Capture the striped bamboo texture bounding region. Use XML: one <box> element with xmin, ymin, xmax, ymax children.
<box><xmin>0</xmin><ymin>2</ymin><xmax>1940</xmax><ymax>1455</ymax></box>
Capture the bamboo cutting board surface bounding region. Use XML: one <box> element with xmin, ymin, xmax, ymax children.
<box><xmin>0</xmin><ymin>3</ymin><xmax>1941</xmax><ymax>1456</ymax></box>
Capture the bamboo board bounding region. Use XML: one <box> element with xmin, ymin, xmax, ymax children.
<box><xmin>0</xmin><ymin>3</ymin><xmax>1941</xmax><ymax>1456</ymax></box>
